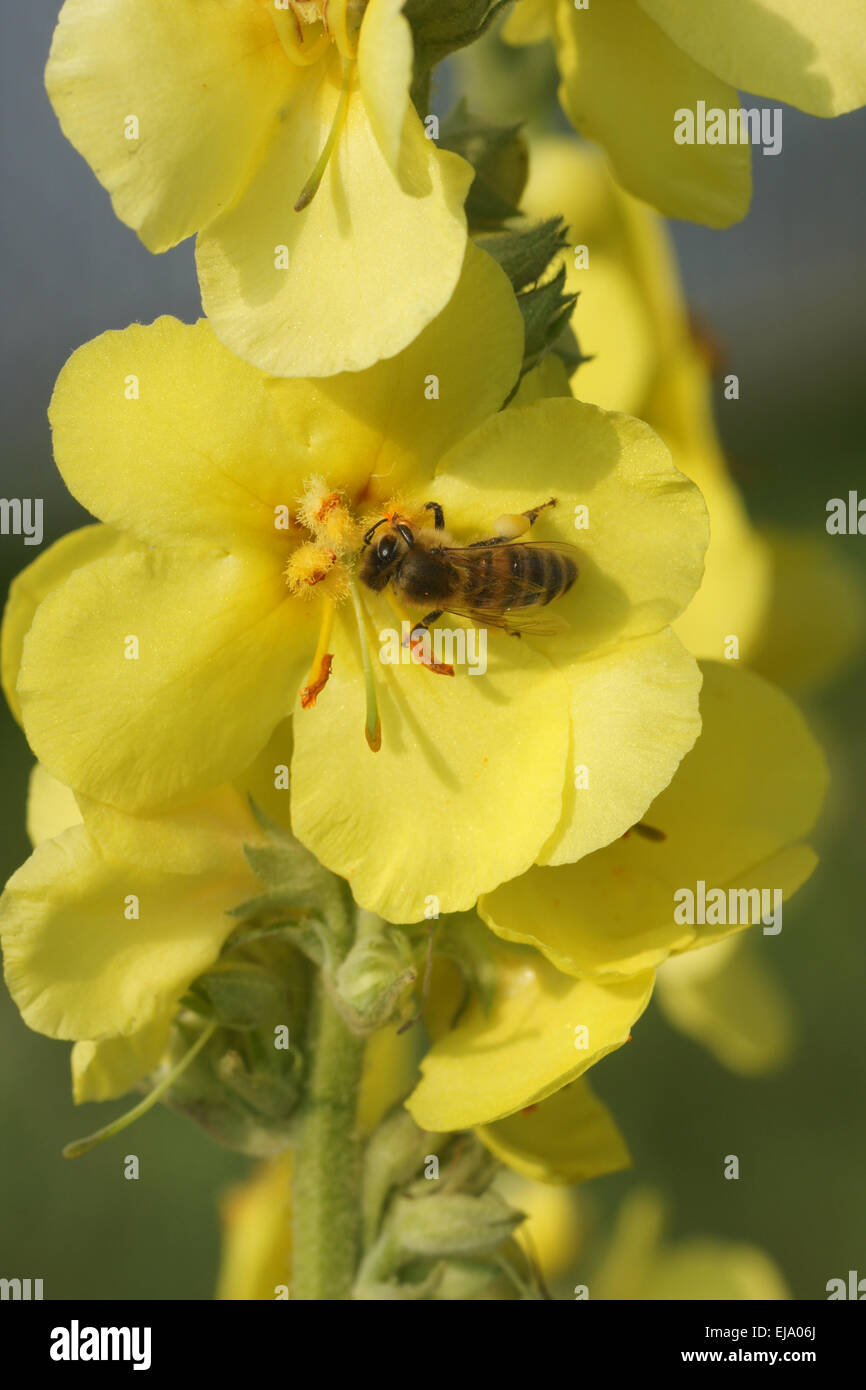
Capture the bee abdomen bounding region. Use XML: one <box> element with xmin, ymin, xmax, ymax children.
<box><xmin>505</xmin><ymin>545</ymin><xmax>577</xmax><ymax>608</ymax></box>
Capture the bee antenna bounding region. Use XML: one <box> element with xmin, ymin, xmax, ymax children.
<box><xmin>395</xmin><ymin>523</ymin><xmax>415</xmax><ymax>547</ymax></box>
<box><xmin>362</xmin><ymin>517</ymin><xmax>388</xmax><ymax>547</ymax></box>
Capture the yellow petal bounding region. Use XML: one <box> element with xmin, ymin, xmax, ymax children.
<box><xmin>495</xmin><ymin>1176</ymin><xmax>582</xmax><ymax>1279</ymax></box>
<box><xmin>2</xmin><ymin>524</ymin><xmax>137</xmax><ymax>724</ymax></box>
<box><xmin>520</xmin><ymin>137</ymin><xmax>687</xmax><ymax>412</ymax></box>
<box><xmin>554</xmin><ymin>0</ymin><xmax>751</xmax><ymax>226</ymax></box>
<box><xmin>750</xmin><ymin>528</ymin><xmax>866</xmax><ymax>693</ymax></box>
<box><xmin>407</xmin><ymin>940</ymin><xmax>654</xmax><ymax>1129</ymax></box>
<box><xmin>481</xmin><ymin>661</ymin><xmax>826</xmax><ymax>978</ymax></box>
<box><xmin>503</xmin><ymin>0</ymin><xmax>558</xmax><ymax>46</ymax></box>
<box><xmin>358</xmin><ymin>0</ymin><xmax>412</xmax><ymax>170</ymax></box>
<box><xmin>0</xmin><ymin>826</ymin><xmax>250</xmax><ymax>1040</ymax></box>
<box><xmin>511</xmin><ymin>353</ymin><xmax>572</xmax><ymax>407</ymax></box>
<box><xmin>478</xmin><ymin>1078</ymin><xmax>631</xmax><ymax>1184</ymax></box>
<box><xmin>71</xmin><ymin>1011</ymin><xmax>173</xmax><ymax>1104</ymax></box>
<box><xmin>541</xmin><ymin>628</ymin><xmax>702</xmax><ymax>866</ymax></box>
<box><xmin>197</xmin><ymin>52</ymin><xmax>472</xmax><ymax>377</ymax></box>
<box><xmin>216</xmin><ymin>1153</ymin><xmax>293</xmax><ymax>1301</ymax></box>
<box><xmin>357</xmin><ymin>1023</ymin><xmax>422</xmax><ymax>1137</ymax></box>
<box><xmin>432</xmin><ymin>397</ymin><xmax>709</xmax><ymax>657</ymax></box>
<box><xmin>647</xmin><ymin>1241</ymin><xmax>790</xmax><ymax>1300</ymax></box>
<box><xmin>20</xmin><ymin>546</ymin><xmax>312</xmax><ymax>813</ymax></box>
<box><xmin>647</xmin><ymin>346</ymin><xmax>773</xmax><ymax>664</ymax></box>
<box><xmin>593</xmin><ymin>1189</ymin><xmax>789</xmax><ymax>1299</ymax></box>
<box><xmin>46</xmin><ymin>0</ymin><xmax>291</xmax><ymax>251</ymax></box>
<box><xmin>47</xmin><ymin>318</ymin><xmax>314</xmax><ymax>553</ymax></box>
<box><xmin>640</xmin><ymin>0</ymin><xmax>866</xmax><ymax>117</ymax></box>
<box><xmin>566</xmin><ymin>255</ymin><xmax>658</xmax><ymax>415</ymax></box>
<box><xmin>291</xmin><ymin>599</ymin><xmax>570</xmax><ymax>923</ymax></box>
<box><xmin>27</xmin><ymin>765</ymin><xmax>82</xmax><ymax>848</ymax></box>
<box><xmin>656</xmin><ymin>934</ymin><xmax>794</xmax><ymax>1075</ymax></box>
<box><xmin>76</xmin><ymin>785</ymin><xmax>258</xmax><ymax>877</ymax></box>
<box><xmin>265</xmin><ymin>243</ymin><xmax>525</xmax><ymax>501</ymax></box>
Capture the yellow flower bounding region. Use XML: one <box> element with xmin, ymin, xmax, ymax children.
<box><xmin>591</xmin><ymin>1189</ymin><xmax>790</xmax><ymax>1300</ymax></box>
<box><xmin>217</xmin><ymin>1152</ymin><xmax>294</xmax><ymax>1301</ymax></box>
<box><xmin>522</xmin><ymin>136</ymin><xmax>774</xmax><ymax>667</ymax></box>
<box><xmin>0</xmin><ymin>710</ymin><xmax>294</xmax><ymax>1098</ymax></box>
<box><xmin>409</xmin><ymin>660</ymin><xmax>826</xmax><ymax>1128</ymax></box>
<box><xmin>506</xmin><ymin>0</ymin><xmax>866</xmax><ymax>226</ymax></box>
<box><xmin>655</xmin><ymin>932</ymin><xmax>795</xmax><ymax>1076</ymax></box>
<box><xmin>45</xmin><ymin>0</ymin><xmax>472</xmax><ymax>377</ymax></box>
<box><xmin>8</xmin><ymin>247</ymin><xmax>708</xmax><ymax>924</ymax></box>
<box><xmin>409</xmin><ymin>945</ymin><xmax>655</xmax><ymax>1130</ymax></box>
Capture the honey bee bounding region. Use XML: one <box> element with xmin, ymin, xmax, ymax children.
<box><xmin>359</xmin><ymin>498</ymin><xmax>579</xmax><ymax>655</ymax></box>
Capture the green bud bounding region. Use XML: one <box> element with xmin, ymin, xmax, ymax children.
<box><xmin>198</xmin><ymin>962</ymin><xmax>288</xmax><ymax>1030</ymax></box>
<box><xmin>389</xmin><ymin>1192</ymin><xmax>524</xmax><ymax>1259</ymax></box>
<box><xmin>439</xmin><ymin>101</ymin><xmax>528</xmax><ymax>231</ymax></box>
<box><xmin>335</xmin><ymin>922</ymin><xmax>417</xmax><ymax>1031</ymax></box>
<box><xmin>362</xmin><ymin>1108</ymin><xmax>442</xmax><ymax>1249</ymax></box>
<box><xmin>404</xmin><ymin>0</ymin><xmax>513</xmax><ymax>111</ymax></box>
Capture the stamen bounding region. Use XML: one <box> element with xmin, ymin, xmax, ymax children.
<box><xmin>301</xmin><ymin>599</ymin><xmax>335</xmax><ymax>709</ymax></box>
<box><xmin>348</xmin><ymin>579</ymin><xmax>381</xmax><ymax>752</ymax></box>
<box><xmin>406</xmin><ymin>630</ymin><xmax>455</xmax><ymax>677</ymax></box>
<box><xmin>294</xmin><ymin>60</ymin><xmax>353</xmax><ymax>212</ymax></box>
<box><xmin>63</xmin><ymin>1020</ymin><xmax>218</xmax><ymax>1159</ymax></box>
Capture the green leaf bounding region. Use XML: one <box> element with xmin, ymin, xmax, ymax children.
<box><xmin>438</xmin><ymin>100</ymin><xmax>528</xmax><ymax>231</ymax></box>
<box><xmin>518</xmin><ymin>265</ymin><xmax>579</xmax><ymax>376</ymax></box>
<box><xmin>404</xmin><ymin>0</ymin><xmax>513</xmax><ymax>111</ymax></box>
<box><xmin>476</xmin><ymin>216</ymin><xmax>569</xmax><ymax>290</ymax></box>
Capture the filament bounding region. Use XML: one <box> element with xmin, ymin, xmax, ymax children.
<box><xmin>300</xmin><ymin>598</ymin><xmax>336</xmax><ymax>708</ymax></box>
<box><xmin>63</xmin><ymin>1020</ymin><xmax>218</xmax><ymax>1159</ymax></box>
<box><xmin>294</xmin><ymin>60</ymin><xmax>353</xmax><ymax>212</ymax></box>
<box><xmin>348</xmin><ymin>578</ymin><xmax>381</xmax><ymax>752</ymax></box>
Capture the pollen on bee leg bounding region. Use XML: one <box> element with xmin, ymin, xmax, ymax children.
<box><xmin>492</xmin><ymin>498</ymin><xmax>558</xmax><ymax>539</ymax></box>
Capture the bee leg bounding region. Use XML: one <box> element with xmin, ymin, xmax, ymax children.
<box><xmin>410</xmin><ymin>609</ymin><xmax>443</xmax><ymax>637</ymax></box>
<box><xmin>471</xmin><ymin>498</ymin><xmax>558</xmax><ymax>546</ymax></box>
<box><xmin>423</xmin><ymin>501</ymin><xmax>445</xmax><ymax>530</ymax></box>
<box><xmin>404</xmin><ymin>610</ymin><xmax>454</xmax><ymax>676</ymax></box>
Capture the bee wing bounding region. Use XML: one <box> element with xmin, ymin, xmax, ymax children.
<box><xmin>436</xmin><ymin>542</ymin><xmax>578</xmax><ymax>637</ymax></box>
<box><xmin>441</xmin><ymin>606</ymin><xmax>571</xmax><ymax>638</ymax></box>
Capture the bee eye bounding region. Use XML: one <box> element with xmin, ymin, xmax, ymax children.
<box><xmin>377</xmin><ymin>536</ymin><xmax>397</xmax><ymax>564</ymax></box>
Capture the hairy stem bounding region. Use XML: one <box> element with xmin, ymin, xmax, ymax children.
<box><xmin>292</xmin><ymin>972</ymin><xmax>365</xmax><ymax>1299</ymax></box>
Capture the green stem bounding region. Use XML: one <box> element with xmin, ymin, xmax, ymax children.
<box><xmin>292</xmin><ymin>972</ymin><xmax>365</xmax><ymax>1300</ymax></box>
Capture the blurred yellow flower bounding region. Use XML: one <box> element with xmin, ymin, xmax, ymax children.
<box><xmin>46</xmin><ymin>0</ymin><xmax>471</xmax><ymax>376</ymax></box>
<box><xmin>522</xmin><ymin>136</ymin><xmax>865</xmax><ymax>690</ymax></box>
<box><xmin>591</xmin><ymin>1189</ymin><xmax>790</xmax><ymax>1300</ymax></box>
<box><xmin>506</xmin><ymin>0</ymin><xmax>866</xmax><ymax>225</ymax></box>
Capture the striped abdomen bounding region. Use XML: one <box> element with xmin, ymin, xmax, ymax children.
<box><xmin>465</xmin><ymin>544</ymin><xmax>578</xmax><ymax>611</ymax></box>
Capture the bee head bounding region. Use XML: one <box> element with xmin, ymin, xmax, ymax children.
<box><xmin>359</xmin><ymin>518</ymin><xmax>414</xmax><ymax>591</ymax></box>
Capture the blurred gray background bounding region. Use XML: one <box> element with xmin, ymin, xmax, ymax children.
<box><xmin>1</xmin><ymin>4</ymin><xmax>864</xmax><ymax>1299</ymax></box>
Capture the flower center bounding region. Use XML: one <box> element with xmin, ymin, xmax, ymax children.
<box><xmin>284</xmin><ymin>475</ymin><xmax>359</xmax><ymax>600</ymax></box>
<box><xmin>287</xmin><ymin>475</ymin><xmax>383</xmax><ymax>749</ymax></box>
<box><xmin>270</xmin><ymin>0</ymin><xmax>368</xmax><ymax>65</ymax></box>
